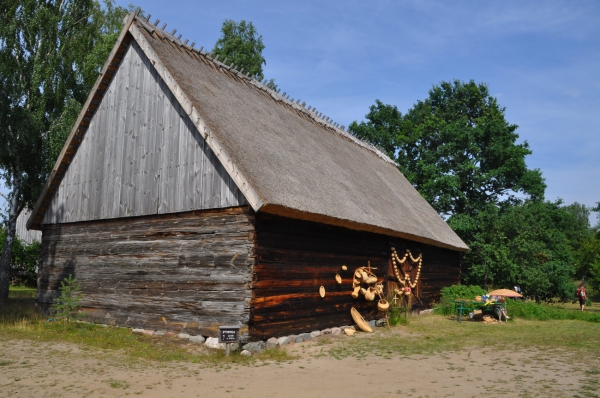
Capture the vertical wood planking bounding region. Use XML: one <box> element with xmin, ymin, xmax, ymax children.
<box><xmin>42</xmin><ymin>40</ymin><xmax>247</xmax><ymax>226</ymax></box>
<box><xmin>119</xmin><ymin>48</ymin><xmax>136</xmax><ymax>218</ymax></box>
<box><xmin>15</xmin><ymin>209</ymin><xmax>42</xmax><ymax>244</ymax></box>
<box><xmin>103</xmin><ymin>68</ymin><xmax>117</xmax><ymax>220</ymax></box>
<box><xmin>112</xmin><ymin>46</ymin><xmax>127</xmax><ymax>219</ymax></box>
<box><xmin>93</xmin><ymin>88</ymin><xmax>107</xmax><ymax>218</ymax></box>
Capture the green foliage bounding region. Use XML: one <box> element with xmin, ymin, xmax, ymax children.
<box><xmin>584</xmin><ymin>202</ymin><xmax>600</xmax><ymax>292</ymax></box>
<box><xmin>212</xmin><ymin>19</ymin><xmax>268</xmax><ymax>80</ymax></box>
<box><xmin>579</xmin><ymin>236</ymin><xmax>600</xmax><ymax>292</ymax></box>
<box><xmin>450</xmin><ymin>200</ymin><xmax>577</xmax><ymax>302</ymax></box>
<box><xmin>349</xmin><ymin>100</ymin><xmax>402</xmax><ymax>160</ymax></box>
<box><xmin>0</xmin><ymin>0</ymin><xmax>129</xmax><ymax>300</ymax></box>
<box><xmin>593</xmin><ymin>201</ymin><xmax>600</xmax><ymax>237</ymax></box>
<box><xmin>434</xmin><ymin>284</ymin><xmax>487</xmax><ymax>315</ymax></box>
<box><xmin>387</xmin><ymin>306</ymin><xmax>409</xmax><ymax>326</ymax></box>
<box><xmin>50</xmin><ymin>274</ymin><xmax>84</xmax><ymax>321</ymax></box>
<box><xmin>350</xmin><ymin>80</ymin><xmax>546</xmax><ymax>218</ymax></box>
<box><xmin>349</xmin><ymin>82</ymin><xmax>598</xmax><ymax>303</ymax></box>
<box><xmin>265</xmin><ymin>78</ymin><xmax>278</xmax><ymax>92</ymax></box>
<box><xmin>439</xmin><ymin>284</ymin><xmax>488</xmax><ymax>302</ymax></box>
<box><xmin>46</xmin><ymin>97</ymin><xmax>83</xmax><ymax>171</ymax></box>
<box><xmin>0</xmin><ymin>230</ymin><xmax>40</xmax><ymax>287</ymax></box>
<box><xmin>562</xmin><ymin>202</ymin><xmax>592</xmax><ymax>245</ymax></box>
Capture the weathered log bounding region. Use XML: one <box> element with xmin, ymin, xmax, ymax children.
<box><xmin>38</xmin><ymin>207</ymin><xmax>255</xmax><ymax>337</ymax></box>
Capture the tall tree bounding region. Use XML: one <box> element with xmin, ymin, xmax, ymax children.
<box><xmin>450</xmin><ymin>200</ymin><xmax>577</xmax><ymax>301</ymax></box>
<box><xmin>0</xmin><ymin>0</ymin><xmax>127</xmax><ymax>300</ymax></box>
<box><xmin>593</xmin><ymin>201</ymin><xmax>600</xmax><ymax>237</ymax></box>
<box><xmin>350</xmin><ymin>80</ymin><xmax>546</xmax><ymax>218</ymax></box>
<box><xmin>350</xmin><ymin>80</ymin><xmax>552</xmax><ymax>295</ymax></box>
<box><xmin>212</xmin><ymin>19</ymin><xmax>276</xmax><ymax>88</ymax></box>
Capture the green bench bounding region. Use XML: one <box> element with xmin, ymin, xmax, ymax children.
<box><xmin>454</xmin><ymin>300</ymin><xmax>506</xmax><ymax>322</ymax></box>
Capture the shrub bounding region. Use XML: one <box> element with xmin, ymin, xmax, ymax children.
<box><xmin>388</xmin><ymin>306</ymin><xmax>409</xmax><ymax>326</ymax></box>
<box><xmin>434</xmin><ymin>284</ymin><xmax>487</xmax><ymax>315</ymax></box>
<box><xmin>50</xmin><ymin>274</ymin><xmax>84</xmax><ymax>321</ymax></box>
<box><xmin>0</xmin><ymin>230</ymin><xmax>40</xmax><ymax>287</ymax></box>
<box><xmin>507</xmin><ymin>300</ymin><xmax>600</xmax><ymax>323</ymax></box>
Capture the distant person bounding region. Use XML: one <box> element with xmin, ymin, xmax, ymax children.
<box><xmin>576</xmin><ymin>284</ymin><xmax>587</xmax><ymax>311</ymax></box>
<box><xmin>514</xmin><ymin>285</ymin><xmax>521</xmax><ymax>299</ymax></box>
<box><xmin>493</xmin><ymin>303</ymin><xmax>510</xmax><ymax>322</ymax></box>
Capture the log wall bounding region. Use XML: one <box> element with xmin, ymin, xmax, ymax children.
<box><xmin>37</xmin><ymin>207</ymin><xmax>255</xmax><ymax>338</ymax></box>
<box><xmin>37</xmin><ymin>208</ymin><xmax>460</xmax><ymax>340</ymax></box>
<box><xmin>250</xmin><ymin>213</ymin><xmax>461</xmax><ymax>339</ymax></box>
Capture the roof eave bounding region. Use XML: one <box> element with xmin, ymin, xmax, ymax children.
<box><xmin>259</xmin><ymin>203</ymin><xmax>470</xmax><ymax>252</ymax></box>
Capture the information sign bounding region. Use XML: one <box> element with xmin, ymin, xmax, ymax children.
<box><xmin>218</xmin><ymin>325</ymin><xmax>240</xmax><ymax>343</ymax></box>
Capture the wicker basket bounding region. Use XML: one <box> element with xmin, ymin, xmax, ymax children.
<box><xmin>365</xmin><ymin>287</ymin><xmax>376</xmax><ymax>301</ymax></box>
<box><xmin>351</xmin><ymin>307</ymin><xmax>373</xmax><ymax>333</ymax></box>
<box><xmin>377</xmin><ymin>299</ymin><xmax>390</xmax><ymax>312</ymax></box>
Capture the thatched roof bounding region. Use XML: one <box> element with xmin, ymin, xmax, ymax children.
<box><xmin>28</xmin><ymin>14</ymin><xmax>468</xmax><ymax>252</ymax></box>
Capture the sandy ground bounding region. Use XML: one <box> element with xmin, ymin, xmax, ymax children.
<box><xmin>1</xmin><ymin>335</ymin><xmax>598</xmax><ymax>398</ymax></box>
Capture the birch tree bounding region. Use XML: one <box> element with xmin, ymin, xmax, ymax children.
<box><xmin>0</xmin><ymin>0</ymin><xmax>127</xmax><ymax>300</ymax></box>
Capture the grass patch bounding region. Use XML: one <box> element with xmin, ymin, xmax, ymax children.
<box><xmin>0</xmin><ymin>287</ymin><xmax>296</xmax><ymax>366</ymax></box>
<box><xmin>329</xmin><ymin>312</ymin><xmax>600</xmax><ymax>360</ymax></box>
<box><xmin>107</xmin><ymin>379</ymin><xmax>131</xmax><ymax>389</ymax></box>
<box><xmin>506</xmin><ymin>300</ymin><xmax>600</xmax><ymax>322</ymax></box>
<box><xmin>6</xmin><ymin>286</ymin><xmax>598</xmax><ymax>366</ymax></box>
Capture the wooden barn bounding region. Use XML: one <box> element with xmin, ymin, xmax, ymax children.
<box><xmin>16</xmin><ymin>209</ymin><xmax>41</xmax><ymax>245</ymax></box>
<box><xmin>27</xmin><ymin>13</ymin><xmax>468</xmax><ymax>341</ymax></box>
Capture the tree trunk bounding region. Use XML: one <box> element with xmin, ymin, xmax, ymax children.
<box><xmin>0</xmin><ymin>176</ymin><xmax>22</xmax><ymax>301</ymax></box>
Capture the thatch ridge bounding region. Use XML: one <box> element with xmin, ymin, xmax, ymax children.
<box><xmin>134</xmin><ymin>16</ymin><xmax>396</xmax><ymax>166</ymax></box>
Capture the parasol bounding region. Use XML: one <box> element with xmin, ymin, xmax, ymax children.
<box><xmin>488</xmin><ymin>288</ymin><xmax>523</xmax><ymax>298</ymax></box>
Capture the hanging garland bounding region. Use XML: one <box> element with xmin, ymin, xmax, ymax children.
<box><xmin>390</xmin><ymin>247</ymin><xmax>422</xmax><ymax>289</ymax></box>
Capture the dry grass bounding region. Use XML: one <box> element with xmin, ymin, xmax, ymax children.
<box><xmin>328</xmin><ymin>308</ymin><xmax>600</xmax><ymax>360</ymax></box>
<box><xmin>0</xmin><ymin>286</ymin><xmax>294</xmax><ymax>366</ymax></box>
<box><xmin>4</xmin><ymin>286</ymin><xmax>600</xmax><ymax>368</ymax></box>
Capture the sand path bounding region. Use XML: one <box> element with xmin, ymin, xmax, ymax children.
<box><xmin>1</xmin><ymin>336</ymin><xmax>597</xmax><ymax>398</ymax></box>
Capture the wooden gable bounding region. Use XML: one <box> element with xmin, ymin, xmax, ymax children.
<box><xmin>42</xmin><ymin>40</ymin><xmax>246</xmax><ymax>225</ymax></box>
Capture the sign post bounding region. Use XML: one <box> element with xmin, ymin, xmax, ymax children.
<box><xmin>218</xmin><ymin>325</ymin><xmax>240</xmax><ymax>356</ymax></box>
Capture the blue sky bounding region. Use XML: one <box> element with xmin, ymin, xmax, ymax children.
<box><xmin>2</xmin><ymin>0</ymin><xmax>599</xmax><ymax>223</ymax></box>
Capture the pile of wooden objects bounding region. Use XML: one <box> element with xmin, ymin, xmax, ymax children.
<box><xmin>348</xmin><ymin>262</ymin><xmax>390</xmax><ymax>331</ymax></box>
